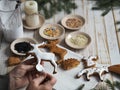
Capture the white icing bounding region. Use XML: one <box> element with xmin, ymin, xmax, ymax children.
<box><xmin>35</xmin><ymin>41</ymin><xmax>47</xmax><ymax>47</ymax></box>
<box><xmin>82</xmin><ymin>56</ymin><xmax>97</xmax><ymax>67</ymax></box>
<box><xmin>22</xmin><ymin>55</ymin><xmax>34</xmax><ymax>63</ymax></box>
<box><xmin>77</xmin><ymin>66</ymin><xmax>109</xmax><ymax>81</ymax></box>
<box><xmin>36</xmin><ymin>58</ymin><xmax>45</xmax><ymax>72</ymax></box>
<box><xmin>28</xmin><ymin>43</ymin><xmax>57</xmax><ymax>73</ymax></box>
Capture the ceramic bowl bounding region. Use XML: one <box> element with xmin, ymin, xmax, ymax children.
<box><xmin>61</xmin><ymin>15</ymin><xmax>85</xmax><ymax>30</ymax></box>
<box><xmin>65</xmin><ymin>31</ymin><xmax>91</xmax><ymax>49</ymax></box>
<box><xmin>10</xmin><ymin>37</ymin><xmax>37</xmax><ymax>55</ymax></box>
<box><xmin>39</xmin><ymin>23</ymin><xmax>65</xmax><ymax>40</ymax></box>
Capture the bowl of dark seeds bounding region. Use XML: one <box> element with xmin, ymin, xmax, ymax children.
<box><xmin>10</xmin><ymin>38</ymin><xmax>37</xmax><ymax>55</ymax></box>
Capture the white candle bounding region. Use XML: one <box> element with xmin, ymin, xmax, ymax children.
<box><xmin>25</xmin><ymin>14</ymin><xmax>40</xmax><ymax>27</ymax></box>
<box><xmin>24</xmin><ymin>1</ymin><xmax>38</xmax><ymax>15</ymax></box>
<box><xmin>24</xmin><ymin>1</ymin><xmax>40</xmax><ymax>27</ymax></box>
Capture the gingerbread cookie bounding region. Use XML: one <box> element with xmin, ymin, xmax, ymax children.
<box><xmin>108</xmin><ymin>64</ymin><xmax>120</xmax><ymax>75</ymax></box>
<box><xmin>39</xmin><ymin>40</ymin><xmax>67</xmax><ymax>62</ymax></box>
<box><xmin>61</xmin><ymin>58</ymin><xmax>80</xmax><ymax>70</ymax></box>
<box><xmin>82</xmin><ymin>55</ymin><xmax>98</xmax><ymax>68</ymax></box>
<box><xmin>76</xmin><ymin>66</ymin><xmax>109</xmax><ymax>81</ymax></box>
<box><xmin>25</xmin><ymin>42</ymin><xmax>58</xmax><ymax>74</ymax></box>
<box><xmin>8</xmin><ymin>56</ymin><xmax>21</xmax><ymax>66</ymax></box>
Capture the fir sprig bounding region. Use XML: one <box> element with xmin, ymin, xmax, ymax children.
<box><xmin>91</xmin><ymin>0</ymin><xmax>120</xmax><ymax>30</ymax></box>
<box><xmin>113</xmin><ymin>81</ymin><xmax>120</xmax><ymax>89</ymax></box>
<box><xmin>91</xmin><ymin>0</ymin><xmax>120</xmax><ymax>16</ymax></box>
<box><xmin>77</xmin><ymin>79</ymin><xmax>120</xmax><ymax>90</ymax></box>
<box><xmin>116</xmin><ymin>21</ymin><xmax>120</xmax><ymax>25</ymax></box>
<box><xmin>35</xmin><ymin>0</ymin><xmax>77</xmax><ymax>19</ymax></box>
<box><xmin>105</xmin><ymin>79</ymin><xmax>115</xmax><ymax>90</ymax></box>
<box><xmin>76</xmin><ymin>84</ymin><xmax>85</xmax><ymax>90</ymax></box>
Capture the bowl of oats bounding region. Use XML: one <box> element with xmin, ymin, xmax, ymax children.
<box><xmin>61</xmin><ymin>15</ymin><xmax>85</xmax><ymax>30</ymax></box>
<box><xmin>65</xmin><ymin>31</ymin><xmax>91</xmax><ymax>49</ymax></box>
<box><xmin>39</xmin><ymin>24</ymin><xmax>65</xmax><ymax>40</ymax></box>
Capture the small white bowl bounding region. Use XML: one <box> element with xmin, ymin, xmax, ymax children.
<box><xmin>10</xmin><ymin>37</ymin><xmax>37</xmax><ymax>55</ymax></box>
<box><xmin>23</xmin><ymin>14</ymin><xmax>45</xmax><ymax>30</ymax></box>
<box><xmin>61</xmin><ymin>15</ymin><xmax>85</xmax><ymax>30</ymax></box>
<box><xmin>65</xmin><ymin>31</ymin><xmax>91</xmax><ymax>49</ymax></box>
<box><xmin>39</xmin><ymin>24</ymin><xmax>65</xmax><ymax>40</ymax></box>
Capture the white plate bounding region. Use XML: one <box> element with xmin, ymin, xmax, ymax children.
<box><xmin>61</xmin><ymin>15</ymin><xmax>85</xmax><ymax>30</ymax></box>
<box><xmin>65</xmin><ymin>31</ymin><xmax>91</xmax><ymax>49</ymax></box>
<box><xmin>23</xmin><ymin>14</ymin><xmax>45</xmax><ymax>30</ymax></box>
<box><xmin>39</xmin><ymin>23</ymin><xmax>65</xmax><ymax>40</ymax></box>
<box><xmin>10</xmin><ymin>37</ymin><xmax>37</xmax><ymax>55</ymax></box>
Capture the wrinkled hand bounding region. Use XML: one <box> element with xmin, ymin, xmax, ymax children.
<box><xmin>9</xmin><ymin>64</ymin><xmax>34</xmax><ymax>90</ymax></box>
<box><xmin>26</xmin><ymin>72</ymin><xmax>57</xmax><ymax>90</ymax></box>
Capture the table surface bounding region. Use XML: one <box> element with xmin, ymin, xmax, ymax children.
<box><xmin>0</xmin><ymin>0</ymin><xmax>120</xmax><ymax>90</ymax></box>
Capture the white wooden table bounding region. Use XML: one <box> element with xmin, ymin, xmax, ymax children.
<box><xmin>0</xmin><ymin>0</ymin><xmax>120</xmax><ymax>90</ymax></box>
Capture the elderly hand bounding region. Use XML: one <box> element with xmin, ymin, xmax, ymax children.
<box><xmin>26</xmin><ymin>72</ymin><xmax>57</xmax><ymax>90</ymax></box>
<box><xmin>9</xmin><ymin>63</ymin><xmax>34</xmax><ymax>90</ymax></box>
<box><xmin>9</xmin><ymin>59</ymin><xmax>56</xmax><ymax>90</ymax></box>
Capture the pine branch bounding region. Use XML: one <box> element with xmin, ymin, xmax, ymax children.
<box><xmin>91</xmin><ymin>0</ymin><xmax>120</xmax><ymax>16</ymax></box>
<box><xmin>76</xmin><ymin>79</ymin><xmax>120</xmax><ymax>90</ymax></box>
<box><xmin>35</xmin><ymin>0</ymin><xmax>77</xmax><ymax>19</ymax></box>
<box><xmin>113</xmin><ymin>81</ymin><xmax>120</xmax><ymax>89</ymax></box>
<box><xmin>116</xmin><ymin>21</ymin><xmax>120</xmax><ymax>24</ymax></box>
<box><xmin>91</xmin><ymin>0</ymin><xmax>120</xmax><ymax>30</ymax></box>
<box><xmin>105</xmin><ymin>80</ymin><xmax>115</xmax><ymax>90</ymax></box>
<box><xmin>101</xmin><ymin>8</ymin><xmax>111</xmax><ymax>16</ymax></box>
<box><xmin>76</xmin><ymin>84</ymin><xmax>85</xmax><ymax>90</ymax></box>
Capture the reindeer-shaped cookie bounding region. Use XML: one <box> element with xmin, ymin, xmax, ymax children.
<box><xmin>76</xmin><ymin>66</ymin><xmax>109</xmax><ymax>81</ymax></box>
<box><xmin>39</xmin><ymin>40</ymin><xmax>67</xmax><ymax>64</ymax></box>
<box><xmin>25</xmin><ymin>42</ymin><xmax>57</xmax><ymax>74</ymax></box>
<box><xmin>82</xmin><ymin>56</ymin><xmax>98</xmax><ymax>68</ymax></box>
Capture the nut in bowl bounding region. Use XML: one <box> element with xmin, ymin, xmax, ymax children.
<box><xmin>61</xmin><ymin>15</ymin><xmax>85</xmax><ymax>30</ymax></box>
<box><xmin>10</xmin><ymin>38</ymin><xmax>37</xmax><ymax>55</ymax></box>
<box><xmin>65</xmin><ymin>31</ymin><xmax>91</xmax><ymax>49</ymax></box>
<box><xmin>39</xmin><ymin>24</ymin><xmax>65</xmax><ymax>40</ymax></box>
